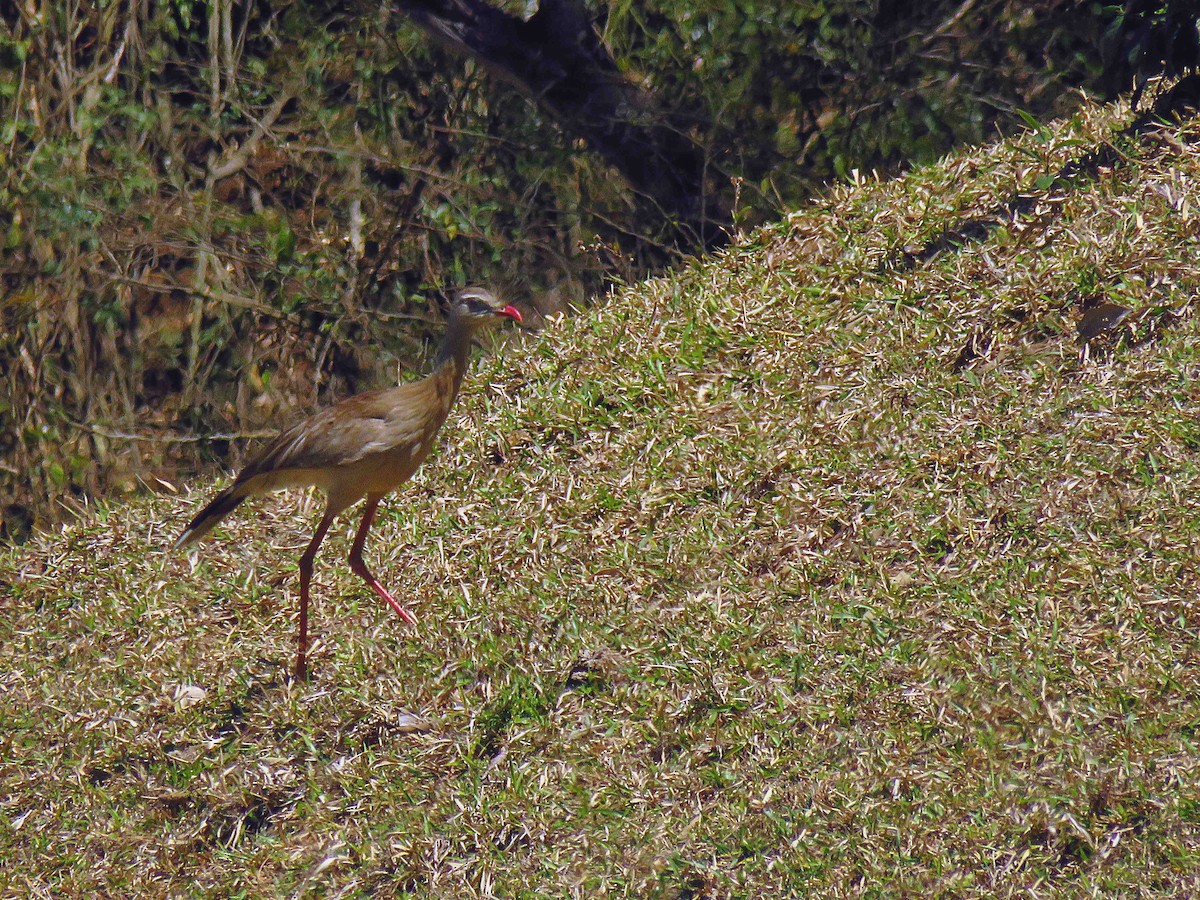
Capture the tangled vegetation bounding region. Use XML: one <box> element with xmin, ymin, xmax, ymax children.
<box><xmin>0</xmin><ymin>1</ymin><xmax>1153</xmax><ymax>536</ymax></box>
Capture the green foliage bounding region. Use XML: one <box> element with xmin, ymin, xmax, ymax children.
<box><xmin>0</xmin><ymin>0</ymin><xmax>1144</xmax><ymax>533</ymax></box>
<box><xmin>604</xmin><ymin>0</ymin><xmax>1115</xmax><ymax>208</ymax></box>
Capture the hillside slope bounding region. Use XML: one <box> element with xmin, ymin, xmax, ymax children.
<box><xmin>3</xmin><ymin>93</ymin><xmax>1200</xmax><ymax>896</ymax></box>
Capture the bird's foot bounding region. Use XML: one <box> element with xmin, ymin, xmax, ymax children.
<box><xmin>375</xmin><ymin>583</ymin><xmax>419</xmax><ymax>626</ymax></box>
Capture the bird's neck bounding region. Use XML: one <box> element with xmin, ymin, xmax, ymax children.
<box><xmin>432</xmin><ymin>309</ymin><xmax>475</xmax><ymax>390</ymax></box>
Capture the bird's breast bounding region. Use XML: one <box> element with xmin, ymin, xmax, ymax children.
<box><xmin>339</xmin><ymin>430</ymin><xmax>440</xmax><ymax>497</ymax></box>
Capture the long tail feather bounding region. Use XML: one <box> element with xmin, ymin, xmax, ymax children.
<box><xmin>175</xmin><ymin>487</ymin><xmax>247</xmax><ymax>549</ymax></box>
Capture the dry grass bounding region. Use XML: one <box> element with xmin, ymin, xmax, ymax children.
<box><xmin>4</xmin><ymin>92</ymin><xmax>1200</xmax><ymax>896</ymax></box>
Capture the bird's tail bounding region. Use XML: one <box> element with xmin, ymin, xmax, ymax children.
<box><xmin>175</xmin><ymin>486</ymin><xmax>248</xmax><ymax>549</ymax></box>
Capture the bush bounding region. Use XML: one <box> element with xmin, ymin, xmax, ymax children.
<box><xmin>0</xmin><ymin>0</ymin><xmax>1150</xmax><ymax>533</ymax></box>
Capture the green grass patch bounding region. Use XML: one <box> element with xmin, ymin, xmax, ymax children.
<box><xmin>4</xmin><ymin>93</ymin><xmax>1200</xmax><ymax>895</ymax></box>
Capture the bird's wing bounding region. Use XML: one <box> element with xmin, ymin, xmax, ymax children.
<box><xmin>234</xmin><ymin>380</ymin><xmax>448</xmax><ymax>485</ymax></box>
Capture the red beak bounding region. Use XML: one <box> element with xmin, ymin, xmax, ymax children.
<box><xmin>499</xmin><ymin>304</ymin><xmax>523</xmax><ymax>323</ymax></box>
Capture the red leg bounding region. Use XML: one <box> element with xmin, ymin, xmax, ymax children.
<box><xmin>296</xmin><ymin>507</ymin><xmax>336</xmax><ymax>681</ymax></box>
<box><xmin>349</xmin><ymin>498</ymin><xmax>419</xmax><ymax>626</ymax></box>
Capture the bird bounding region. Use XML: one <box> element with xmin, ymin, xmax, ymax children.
<box><xmin>175</xmin><ymin>287</ymin><xmax>523</xmax><ymax>680</ymax></box>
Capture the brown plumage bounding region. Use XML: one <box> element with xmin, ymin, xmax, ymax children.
<box><xmin>176</xmin><ymin>287</ymin><xmax>522</xmax><ymax>679</ymax></box>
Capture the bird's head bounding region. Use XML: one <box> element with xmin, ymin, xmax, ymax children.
<box><xmin>451</xmin><ymin>287</ymin><xmax>523</xmax><ymax>328</ymax></box>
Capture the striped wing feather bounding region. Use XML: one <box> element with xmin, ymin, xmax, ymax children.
<box><xmin>176</xmin><ymin>333</ymin><xmax>470</xmax><ymax>548</ymax></box>
<box><xmin>237</xmin><ymin>377</ymin><xmax>450</xmax><ymax>489</ymax></box>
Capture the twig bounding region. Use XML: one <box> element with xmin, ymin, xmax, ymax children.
<box><xmin>208</xmin><ymin>90</ymin><xmax>296</xmax><ymax>183</ymax></box>
<box><xmin>68</xmin><ymin>421</ymin><xmax>277</xmax><ymax>443</ymax></box>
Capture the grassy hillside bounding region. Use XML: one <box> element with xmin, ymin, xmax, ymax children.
<box><xmin>3</xmin><ymin>92</ymin><xmax>1200</xmax><ymax>896</ymax></box>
